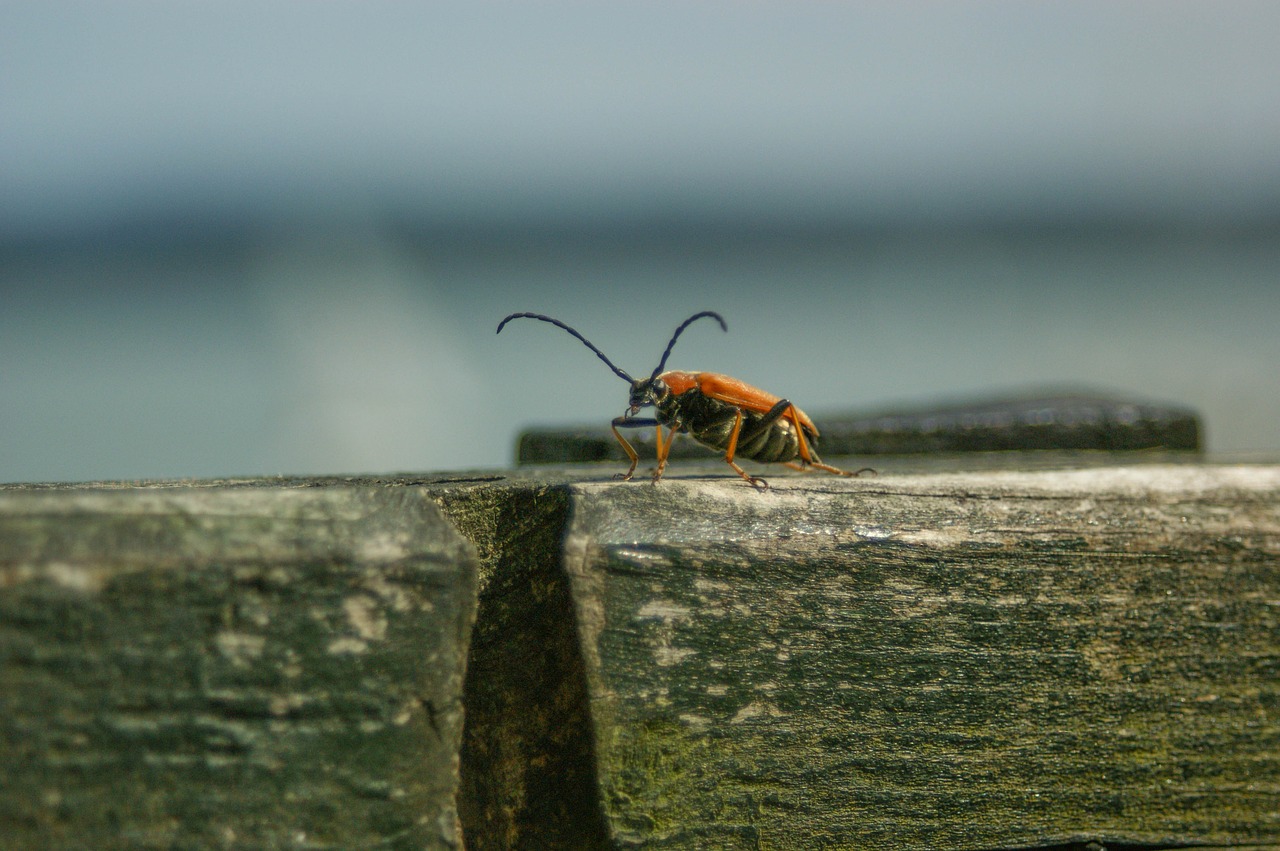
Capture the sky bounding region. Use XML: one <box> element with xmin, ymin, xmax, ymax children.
<box><xmin>5</xmin><ymin>2</ymin><xmax>1280</xmax><ymax>233</ymax></box>
<box><xmin>2</xmin><ymin>2</ymin><xmax>1278</xmax><ymax>482</ymax></box>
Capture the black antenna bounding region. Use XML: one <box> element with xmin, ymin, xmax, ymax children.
<box><xmin>650</xmin><ymin>311</ymin><xmax>727</xmax><ymax>382</ymax></box>
<box><xmin>497</xmin><ymin>312</ymin><xmax>634</xmax><ymax>382</ymax></box>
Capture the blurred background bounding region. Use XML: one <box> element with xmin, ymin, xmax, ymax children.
<box><xmin>3</xmin><ymin>2</ymin><xmax>1278</xmax><ymax>483</ymax></box>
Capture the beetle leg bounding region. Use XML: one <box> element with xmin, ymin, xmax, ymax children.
<box><xmin>652</xmin><ymin>425</ymin><xmax>663</xmax><ymax>482</ymax></box>
<box><xmin>808</xmin><ymin>460</ymin><xmax>876</xmax><ymax>477</ymax></box>
<box><xmin>785</xmin><ymin>408</ymin><xmax>875</xmax><ymax>477</ymax></box>
<box><xmin>724</xmin><ymin>408</ymin><xmax>769</xmax><ymax>490</ymax></box>
<box><xmin>611</xmin><ymin>416</ymin><xmax>660</xmax><ymax>481</ymax></box>
<box><xmin>723</xmin><ymin>408</ymin><xmax>744</xmax><ymax>463</ymax></box>
<box><xmin>788</xmin><ymin>406</ymin><xmax>818</xmax><ymax>465</ymax></box>
<box><xmin>734</xmin><ymin>398</ymin><xmax>793</xmax><ymax>448</ymax></box>
<box><xmin>735</xmin><ymin>399</ymin><xmax>823</xmax><ymax>485</ymax></box>
<box><xmin>727</xmin><ymin>458</ymin><xmax>769</xmax><ymax>490</ymax></box>
<box><xmin>652</xmin><ymin>424</ymin><xmax>679</xmax><ymax>483</ymax></box>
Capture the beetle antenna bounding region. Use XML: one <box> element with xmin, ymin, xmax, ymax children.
<box><xmin>650</xmin><ymin>311</ymin><xmax>727</xmax><ymax>381</ymax></box>
<box><xmin>497</xmin><ymin>312</ymin><xmax>634</xmax><ymax>382</ymax></box>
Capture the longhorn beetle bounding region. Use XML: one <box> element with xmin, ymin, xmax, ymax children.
<box><xmin>496</xmin><ymin>311</ymin><xmax>872</xmax><ymax>489</ymax></box>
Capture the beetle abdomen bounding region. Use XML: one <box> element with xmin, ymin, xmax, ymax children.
<box><xmin>659</xmin><ymin>389</ymin><xmax>816</xmax><ymax>464</ymax></box>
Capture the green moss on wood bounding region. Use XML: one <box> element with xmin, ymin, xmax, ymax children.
<box><xmin>435</xmin><ymin>482</ymin><xmax>612</xmax><ymax>850</ymax></box>
<box><xmin>561</xmin><ymin>470</ymin><xmax>1280</xmax><ymax>848</ymax></box>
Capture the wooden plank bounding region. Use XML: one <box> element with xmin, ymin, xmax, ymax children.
<box><xmin>547</xmin><ymin>464</ymin><xmax>1280</xmax><ymax>849</ymax></box>
<box><xmin>0</xmin><ymin>484</ymin><xmax>477</xmax><ymax>850</ymax></box>
<box><xmin>3</xmin><ymin>463</ymin><xmax>1275</xmax><ymax>849</ymax></box>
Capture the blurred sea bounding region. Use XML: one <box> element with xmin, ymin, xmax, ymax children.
<box><xmin>3</xmin><ymin>217</ymin><xmax>1276</xmax><ymax>482</ymax></box>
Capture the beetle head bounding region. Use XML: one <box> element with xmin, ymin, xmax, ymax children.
<box><xmin>627</xmin><ymin>375</ymin><xmax>670</xmax><ymax>414</ymax></box>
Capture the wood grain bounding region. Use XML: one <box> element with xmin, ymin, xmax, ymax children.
<box><xmin>0</xmin><ymin>484</ymin><xmax>477</xmax><ymax>850</ymax></box>
<box><xmin>3</xmin><ymin>463</ymin><xmax>1275</xmax><ymax>849</ymax></box>
<box><xmin>551</xmin><ymin>465</ymin><xmax>1280</xmax><ymax>849</ymax></box>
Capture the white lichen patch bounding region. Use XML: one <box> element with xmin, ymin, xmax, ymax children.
<box><xmin>326</xmin><ymin>637</ymin><xmax>369</xmax><ymax>654</ymax></box>
<box><xmin>393</xmin><ymin>699</ymin><xmax>418</xmax><ymax>726</ymax></box>
<box><xmin>730</xmin><ymin>701</ymin><xmax>783</xmax><ymax>724</ymax></box>
<box><xmin>268</xmin><ymin>692</ymin><xmax>310</xmax><ymax>716</ymax></box>
<box><xmin>41</xmin><ymin>561</ymin><xmax>107</xmax><ymax>593</ymax></box>
<box><xmin>234</xmin><ymin>595</ymin><xmax>272</xmax><ymax>629</ymax></box>
<box><xmin>615</xmin><ymin>547</ymin><xmax>672</xmax><ymax>569</ymax></box>
<box><xmin>679</xmin><ymin>713</ymin><xmax>712</xmax><ymax>732</ymax></box>
<box><xmin>636</xmin><ymin>599</ymin><xmax>696</xmax><ymax>667</ymax></box>
<box><xmin>893</xmin><ymin>526</ymin><xmax>973</xmax><ymax>548</ymax></box>
<box><xmin>361</xmin><ymin>573</ymin><xmax>413</xmax><ymax>612</ymax></box>
<box><xmin>654</xmin><ymin>645</ymin><xmax>696</xmax><ymax>666</ymax></box>
<box><xmin>214</xmin><ymin>631</ymin><xmax>266</xmax><ymax>666</ymax></box>
<box><xmin>636</xmin><ymin>599</ymin><xmax>691</xmax><ymax>623</ymax></box>
<box><xmin>354</xmin><ymin>530</ymin><xmax>414</xmax><ymax>564</ymax></box>
<box><xmin>343</xmin><ymin>595</ymin><xmax>388</xmax><ymax>641</ymax></box>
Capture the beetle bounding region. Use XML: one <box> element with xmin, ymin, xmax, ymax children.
<box><xmin>496</xmin><ymin>310</ymin><xmax>872</xmax><ymax>489</ymax></box>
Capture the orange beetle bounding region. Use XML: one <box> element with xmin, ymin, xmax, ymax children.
<box><xmin>497</xmin><ymin>311</ymin><xmax>871</xmax><ymax>489</ymax></box>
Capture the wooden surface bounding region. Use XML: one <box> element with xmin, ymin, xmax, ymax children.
<box><xmin>439</xmin><ymin>461</ymin><xmax>1280</xmax><ymax>849</ymax></box>
<box><xmin>0</xmin><ymin>484</ymin><xmax>477</xmax><ymax>850</ymax></box>
<box><xmin>3</xmin><ymin>460</ymin><xmax>1278</xmax><ymax>850</ymax></box>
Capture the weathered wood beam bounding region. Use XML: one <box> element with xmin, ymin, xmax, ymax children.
<box><xmin>0</xmin><ymin>484</ymin><xmax>477</xmax><ymax>850</ymax></box>
<box><xmin>2</xmin><ymin>461</ymin><xmax>1276</xmax><ymax>850</ymax></box>
<box><xmin>436</xmin><ymin>462</ymin><xmax>1280</xmax><ymax>849</ymax></box>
